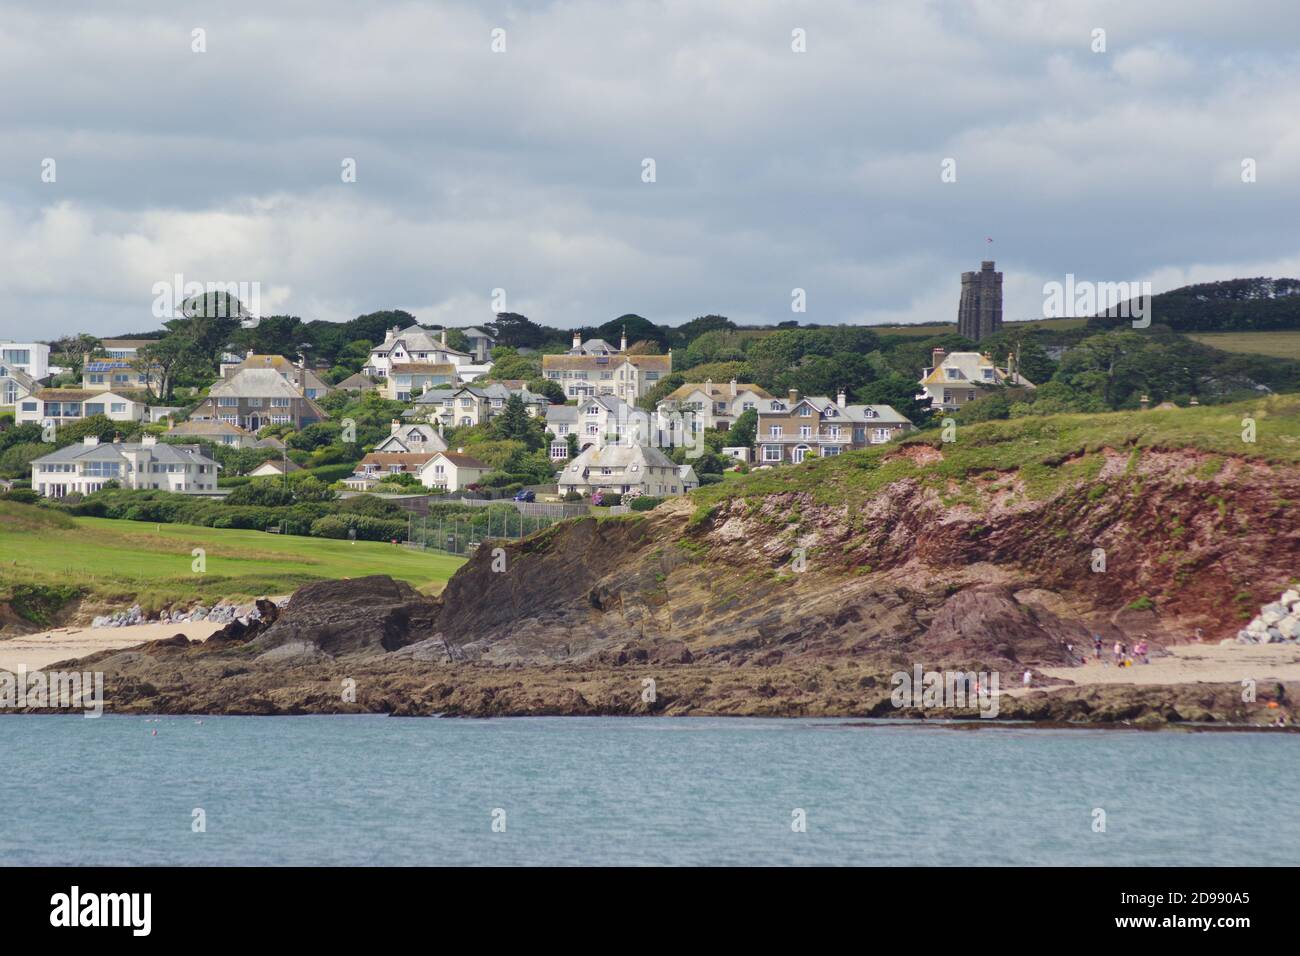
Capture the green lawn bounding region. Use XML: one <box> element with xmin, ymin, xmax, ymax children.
<box><xmin>0</xmin><ymin>504</ymin><xmax>465</xmax><ymax>613</ymax></box>
<box><xmin>1187</xmin><ymin>331</ymin><xmax>1300</xmax><ymax>360</ymax></box>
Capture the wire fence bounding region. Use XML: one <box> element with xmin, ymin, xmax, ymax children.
<box><xmin>405</xmin><ymin>507</ymin><xmax>565</xmax><ymax>556</ymax></box>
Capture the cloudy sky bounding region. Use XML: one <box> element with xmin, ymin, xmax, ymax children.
<box><xmin>2</xmin><ymin>0</ymin><xmax>1299</xmax><ymax>339</ymax></box>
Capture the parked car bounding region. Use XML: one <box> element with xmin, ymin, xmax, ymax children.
<box><xmin>513</xmin><ymin>489</ymin><xmax>535</xmax><ymax>502</ymax></box>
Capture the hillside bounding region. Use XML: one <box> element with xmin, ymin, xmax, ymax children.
<box><xmin>54</xmin><ymin>394</ymin><xmax>1299</xmax><ymax>724</ymax></box>
<box><xmin>1090</xmin><ymin>276</ymin><xmax>1300</xmax><ymax>333</ymax></box>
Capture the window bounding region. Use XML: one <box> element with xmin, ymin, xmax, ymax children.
<box><xmin>799</xmin><ymin>426</ymin><xmax>811</xmax><ymax>438</ymax></box>
<box><xmin>763</xmin><ymin>446</ymin><xmax>782</xmax><ymax>462</ymax></box>
<box><xmin>800</xmin><ymin>406</ymin><xmax>811</xmax><ymax>417</ymax></box>
<box><xmin>218</xmin><ymin>397</ymin><xmax>238</xmax><ymax>407</ymax></box>
<box><xmin>110</xmin><ymin>403</ymin><xmax>126</xmax><ymax>414</ymax></box>
<box><xmin>769</xmin><ymin>425</ymin><xmax>782</xmax><ymax>438</ymax></box>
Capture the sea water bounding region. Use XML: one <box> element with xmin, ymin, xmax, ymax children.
<box><xmin>0</xmin><ymin>715</ymin><xmax>1294</xmax><ymax>866</ymax></box>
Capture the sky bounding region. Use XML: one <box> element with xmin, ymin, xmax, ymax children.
<box><xmin>2</xmin><ymin>0</ymin><xmax>1300</xmax><ymax>339</ymax></box>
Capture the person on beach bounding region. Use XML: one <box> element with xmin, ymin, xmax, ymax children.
<box><xmin>1113</xmin><ymin>641</ymin><xmax>1124</xmax><ymax>666</ymax></box>
<box><xmin>1134</xmin><ymin>638</ymin><xmax>1149</xmax><ymax>664</ymax></box>
<box><xmin>1093</xmin><ymin>634</ymin><xmax>1104</xmax><ymax>663</ymax></box>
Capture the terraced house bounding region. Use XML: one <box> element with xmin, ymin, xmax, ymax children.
<box><xmin>756</xmin><ymin>390</ymin><xmax>913</xmax><ymax>465</ymax></box>
<box><xmin>30</xmin><ymin>435</ymin><xmax>219</xmax><ymax>497</ymax></box>
<box><xmin>655</xmin><ymin>378</ymin><xmax>771</xmax><ymax>445</ymax></box>
<box><xmin>542</xmin><ymin>330</ymin><xmax>671</xmax><ymax>402</ymax></box>
<box><xmin>191</xmin><ymin>368</ymin><xmax>326</xmax><ymax>432</ymax></box>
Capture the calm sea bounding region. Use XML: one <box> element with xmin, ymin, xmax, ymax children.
<box><xmin>1</xmin><ymin>716</ymin><xmax>1294</xmax><ymax>866</ymax></box>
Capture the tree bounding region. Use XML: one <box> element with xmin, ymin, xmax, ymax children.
<box><xmin>136</xmin><ymin>335</ymin><xmax>199</xmax><ymax>400</ymax></box>
<box><xmin>492</xmin><ymin>394</ymin><xmax>542</xmax><ymax>449</ymax></box>
<box><xmin>489</xmin><ymin>313</ymin><xmax>549</xmax><ymax>349</ymax></box>
<box><xmin>526</xmin><ymin>377</ymin><xmax>565</xmax><ymax>403</ymax></box>
<box><xmin>728</xmin><ymin>408</ymin><xmax>757</xmax><ymax>448</ymax></box>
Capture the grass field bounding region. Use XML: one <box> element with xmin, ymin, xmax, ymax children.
<box><xmin>0</xmin><ymin>503</ymin><xmax>465</xmax><ymax>613</ymax></box>
<box><xmin>864</xmin><ymin>318</ymin><xmax>1088</xmax><ymax>337</ymax></box>
<box><xmin>1187</xmin><ymin>331</ymin><xmax>1300</xmax><ymax>360</ymax></box>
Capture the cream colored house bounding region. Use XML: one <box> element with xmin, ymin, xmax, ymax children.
<box><xmin>558</xmin><ymin>443</ymin><xmax>685</xmax><ymax>498</ymax></box>
<box><xmin>542</xmin><ymin>330</ymin><xmax>671</xmax><ymax>402</ymax></box>
<box><xmin>917</xmin><ymin>348</ymin><xmax>1035</xmax><ymax>412</ymax></box>
<box><xmin>16</xmin><ymin>388</ymin><xmax>149</xmax><ymax>426</ymax></box>
<box><xmin>373</xmin><ymin>420</ymin><xmax>449</xmax><ymax>454</ymax></box>
<box><xmin>655</xmin><ymin>379</ymin><xmax>771</xmax><ymax>445</ymax></box>
<box><xmin>417</xmin><ymin>450</ymin><xmax>492</xmax><ymax>492</ymax></box>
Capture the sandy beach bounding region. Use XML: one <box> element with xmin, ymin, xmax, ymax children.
<box><xmin>1009</xmin><ymin>642</ymin><xmax>1300</xmax><ymax>696</ymax></box>
<box><xmin>0</xmin><ymin>622</ymin><xmax>223</xmax><ymax>672</ymax></box>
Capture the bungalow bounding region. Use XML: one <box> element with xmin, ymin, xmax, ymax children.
<box><xmin>16</xmin><ymin>388</ymin><xmax>149</xmax><ymax>426</ymax></box>
<box><xmin>557</xmin><ymin>443</ymin><xmax>685</xmax><ymax>499</ymax></box>
<box><xmin>343</xmin><ymin>451</ymin><xmax>437</xmax><ymax>491</ymax></box>
<box><xmin>916</xmin><ymin>348</ymin><xmax>1035</xmax><ymax>413</ymax></box>
<box><xmin>30</xmin><ymin>435</ymin><xmax>220</xmax><ymax>497</ymax></box>
<box><xmin>755</xmin><ymin>390</ymin><xmax>913</xmax><ymax>465</ymax></box>
<box><xmin>416</xmin><ymin>450</ymin><xmax>492</xmax><ymax>493</ymax></box>
<box><xmin>192</xmin><ymin>369</ymin><xmax>326</xmax><ymax>432</ymax></box>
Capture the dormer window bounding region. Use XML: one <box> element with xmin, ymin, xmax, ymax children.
<box><xmin>799</xmin><ymin>406</ymin><xmax>812</xmax><ymax>416</ymax></box>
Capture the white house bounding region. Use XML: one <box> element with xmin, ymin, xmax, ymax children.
<box><xmin>364</xmin><ymin>326</ymin><xmax>474</xmax><ymax>378</ymax></box>
<box><xmin>373</xmin><ymin>420</ymin><xmax>449</xmax><ymax>454</ymax></box>
<box><xmin>0</xmin><ymin>363</ymin><xmax>39</xmax><ymax>410</ymax></box>
<box><xmin>557</xmin><ymin>443</ymin><xmax>686</xmax><ymax>498</ymax></box>
<box><xmin>0</xmin><ymin>341</ymin><xmax>51</xmax><ymax>380</ymax></box>
<box><xmin>30</xmin><ymin>435</ymin><xmax>220</xmax><ymax>497</ymax></box>
<box><xmin>417</xmin><ymin>450</ymin><xmax>492</xmax><ymax>492</ymax></box>
<box><xmin>655</xmin><ymin>379</ymin><xmax>771</xmax><ymax>445</ymax></box>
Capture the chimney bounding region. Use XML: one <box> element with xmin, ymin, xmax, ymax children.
<box><xmin>837</xmin><ymin>389</ymin><xmax>846</xmax><ymax>409</ymax></box>
<box><xmin>440</xmin><ymin>329</ymin><xmax>447</xmax><ymax>347</ymax></box>
<box><xmin>83</xmin><ymin>435</ymin><xmax>99</xmax><ymax>446</ymax></box>
<box><xmin>788</xmin><ymin>388</ymin><xmax>798</xmax><ymax>404</ymax></box>
<box><xmin>437</xmin><ymin>420</ymin><xmax>445</xmax><ymax>435</ymax></box>
<box><xmin>572</xmin><ymin>330</ymin><xmax>582</xmax><ymax>350</ymax></box>
<box><xmin>620</xmin><ymin>327</ymin><xmax>628</xmax><ymax>352</ymax></box>
<box><xmin>391</xmin><ymin>419</ymin><xmax>401</xmax><ymax>434</ymax></box>
<box><xmin>931</xmin><ymin>347</ymin><xmax>946</xmax><ymax>370</ymax></box>
<box><xmin>705</xmin><ymin>377</ymin><xmax>713</xmax><ymax>395</ymax></box>
<box><xmin>729</xmin><ymin>378</ymin><xmax>737</xmax><ymax>399</ymax></box>
<box><xmin>141</xmin><ymin>434</ymin><xmax>157</xmax><ymax>446</ymax></box>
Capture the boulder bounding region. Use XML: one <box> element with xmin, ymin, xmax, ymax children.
<box><xmin>247</xmin><ymin>576</ymin><xmax>438</xmax><ymax>657</ymax></box>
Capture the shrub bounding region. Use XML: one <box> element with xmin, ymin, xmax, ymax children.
<box><xmin>310</xmin><ymin>514</ymin><xmax>409</xmax><ymax>541</ymax></box>
<box><xmin>0</xmin><ymin>488</ymin><xmax>40</xmax><ymax>504</ymax></box>
<box><xmin>595</xmin><ymin>492</ymin><xmax>622</xmax><ymax>507</ymax></box>
<box><xmin>628</xmin><ymin>496</ymin><xmax>663</xmax><ymax>511</ymax></box>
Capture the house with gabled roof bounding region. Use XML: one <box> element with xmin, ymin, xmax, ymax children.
<box><xmin>557</xmin><ymin>442</ymin><xmax>686</xmax><ymax>498</ymax></box>
<box><xmin>655</xmin><ymin>378</ymin><xmax>771</xmax><ymax>446</ymax></box>
<box><xmin>191</xmin><ymin>368</ymin><xmax>326</xmax><ymax>432</ymax></box>
<box><xmin>916</xmin><ymin>348</ymin><xmax>1035</xmax><ymax>412</ymax></box>
<box><xmin>416</xmin><ymin>449</ymin><xmax>492</xmax><ymax>492</ymax></box>
<box><xmin>373</xmin><ymin>420</ymin><xmax>449</xmax><ymax>455</ymax></box>
<box><xmin>221</xmin><ymin>352</ymin><xmax>333</xmax><ymax>400</ymax></box>
<box><xmin>82</xmin><ymin>357</ymin><xmax>160</xmax><ymax>393</ymax></box>
<box><xmin>755</xmin><ymin>389</ymin><xmax>913</xmax><ymax>465</ymax></box>
<box><xmin>343</xmin><ymin>451</ymin><xmax>439</xmax><ymax>490</ymax></box>
<box><xmin>30</xmin><ymin>434</ymin><xmax>219</xmax><ymax>497</ymax></box>
<box><xmin>542</xmin><ymin>329</ymin><xmax>671</xmax><ymax>402</ymax></box>
<box><xmin>380</xmin><ymin>363</ymin><xmax>458</xmax><ymax>401</ymax></box>
<box><xmin>364</xmin><ymin>326</ymin><xmax>473</xmax><ymax>379</ymax></box>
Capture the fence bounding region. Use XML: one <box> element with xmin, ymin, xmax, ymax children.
<box><xmin>406</xmin><ymin>506</ymin><xmax>566</xmax><ymax>556</ymax></box>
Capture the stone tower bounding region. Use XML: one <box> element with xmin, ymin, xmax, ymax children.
<box><xmin>958</xmin><ymin>260</ymin><xmax>1003</xmax><ymax>342</ymax></box>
